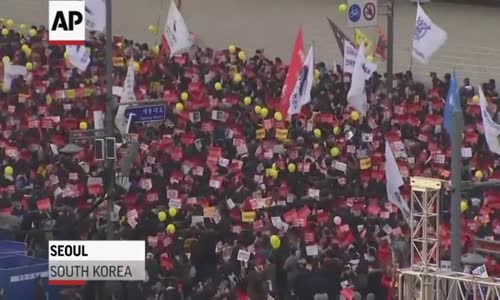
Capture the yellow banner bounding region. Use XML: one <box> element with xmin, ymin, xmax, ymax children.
<box><xmin>242</xmin><ymin>211</ymin><xmax>256</xmax><ymax>223</ymax></box>
<box><xmin>275</xmin><ymin>128</ymin><xmax>288</xmax><ymax>141</ymax></box>
<box><xmin>360</xmin><ymin>157</ymin><xmax>372</xmax><ymax>170</ymax></box>
<box><xmin>256</xmin><ymin>128</ymin><xmax>266</xmax><ymax>140</ymax></box>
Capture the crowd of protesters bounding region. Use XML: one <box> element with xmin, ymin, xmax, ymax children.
<box><xmin>0</xmin><ymin>20</ymin><xmax>499</xmax><ymax>300</ymax></box>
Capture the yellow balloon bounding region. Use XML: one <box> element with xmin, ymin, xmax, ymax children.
<box><xmin>175</xmin><ymin>102</ymin><xmax>184</xmax><ymax>112</ymax></box>
<box><xmin>233</xmin><ymin>73</ymin><xmax>242</xmax><ymax>83</ymax></box>
<box><xmin>214</xmin><ymin>82</ymin><xmax>222</xmax><ymax>91</ymax></box>
<box><xmin>169</xmin><ymin>207</ymin><xmax>178</xmax><ymax>217</ymax></box>
<box><xmin>26</xmin><ymin>62</ymin><xmax>33</xmax><ymax>71</ymax></box>
<box><xmin>268</xmin><ymin>168</ymin><xmax>278</xmax><ymax>179</ymax></box>
<box><xmin>330</xmin><ymin>147</ymin><xmax>340</xmax><ymax>157</ymax></box>
<box><xmin>181</xmin><ymin>92</ymin><xmax>189</xmax><ymax>101</ymax></box>
<box><xmin>29</xmin><ymin>29</ymin><xmax>37</xmax><ymax>37</ymax></box>
<box><xmin>166</xmin><ymin>223</ymin><xmax>176</xmax><ymax>234</ymax></box>
<box><xmin>19</xmin><ymin>24</ymin><xmax>27</xmax><ymax>31</ymax></box>
<box><xmin>5</xmin><ymin>19</ymin><xmax>14</xmax><ymax>29</ymax></box>
<box><xmin>339</xmin><ymin>3</ymin><xmax>348</xmax><ymax>13</ymax></box>
<box><xmin>64</xmin><ymin>51</ymin><xmax>70</xmax><ymax>60</ymax></box>
<box><xmin>133</xmin><ymin>61</ymin><xmax>140</xmax><ymax>72</ymax></box>
<box><xmin>1</xmin><ymin>28</ymin><xmax>8</xmax><ymax>36</ymax></box>
<box><xmin>79</xmin><ymin>121</ymin><xmax>88</xmax><ymax>130</ymax></box>
<box><xmin>313</xmin><ymin>128</ymin><xmax>322</xmax><ymax>138</ymax></box>
<box><xmin>472</xmin><ymin>95</ymin><xmax>479</xmax><ymax>104</ymax></box>
<box><xmin>254</xmin><ymin>105</ymin><xmax>262</xmax><ymax>114</ymax></box>
<box><xmin>367</xmin><ymin>55</ymin><xmax>374</xmax><ymax>63</ymax></box>
<box><xmin>25</xmin><ymin>48</ymin><xmax>32</xmax><ymax>57</ymax></box>
<box><xmin>2</xmin><ymin>56</ymin><xmax>10</xmax><ymax>64</ymax></box>
<box><xmin>238</xmin><ymin>51</ymin><xmax>246</xmax><ymax>61</ymax></box>
<box><xmin>228</xmin><ymin>44</ymin><xmax>236</xmax><ymax>54</ymax></box>
<box><xmin>274</xmin><ymin>111</ymin><xmax>283</xmax><ymax>121</ymax></box>
<box><xmin>260</xmin><ymin>107</ymin><xmax>269</xmax><ymax>118</ymax></box>
<box><xmin>21</xmin><ymin>44</ymin><xmax>29</xmax><ymax>52</ymax></box>
<box><xmin>351</xmin><ymin>111</ymin><xmax>360</xmax><ymax>121</ymax></box>
<box><xmin>4</xmin><ymin>166</ymin><xmax>13</xmax><ymax>176</ymax></box>
<box><xmin>314</xmin><ymin>69</ymin><xmax>321</xmax><ymax>79</ymax></box>
<box><xmin>243</xmin><ymin>96</ymin><xmax>252</xmax><ymax>105</ymax></box>
<box><xmin>460</xmin><ymin>200</ymin><xmax>469</xmax><ymax>213</ymax></box>
<box><xmin>333</xmin><ymin>126</ymin><xmax>341</xmax><ymax>135</ymax></box>
<box><xmin>475</xmin><ymin>170</ymin><xmax>483</xmax><ymax>180</ymax></box>
<box><xmin>152</xmin><ymin>45</ymin><xmax>160</xmax><ymax>55</ymax></box>
<box><xmin>158</xmin><ymin>211</ymin><xmax>167</xmax><ymax>222</ymax></box>
<box><xmin>148</xmin><ymin>24</ymin><xmax>158</xmax><ymax>34</ymax></box>
<box><xmin>270</xmin><ymin>235</ymin><xmax>281</xmax><ymax>249</ymax></box>
<box><xmin>287</xmin><ymin>163</ymin><xmax>296</xmax><ymax>173</ymax></box>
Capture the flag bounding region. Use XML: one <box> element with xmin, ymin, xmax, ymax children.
<box><xmin>375</xmin><ymin>27</ymin><xmax>387</xmax><ymax>61</ymax></box>
<box><xmin>163</xmin><ymin>0</ymin><xmax>192</xmax><ymax>58</ymax></box>
<box><xmin>288</xmin><ymin>46</ymin><xmax>314</xmax><ymax>116</ymax></box>
<box><xmin>347</xmin><ymin>44</ymin><xmax>368</xmax><ymax>115</ymax></box>
<box><xmin>443</xmin><ymin>72</ymin><xmax>461</xmax><ymax>134</ymax></box>
<box><xmin>115</xmin><ymin>59</ymin><xmax>137</xmax><ymax>135</ymax></box>
<box><xmin>385</xmin><ymin>140</ymin><xmax>411</xmax><ymax>225</ymax></box>
<box><xmin>85</xmin><ymin>0</ymin><xmax>106</xmax><ymax>32</ymax></box>
<box><xmin>65</xmin><ymin>45</ymin><xmax>91</xmax><ymax>72</ymax></box>
<box><xmin>279</xmin><ymin>28</ymin><xmax>304</xmax><ymax>119</ymax></box>
<box><xmin>412</xmin><ymin>4</ymin><xmax>447</xmax><ymax>64</ymax></box>
<box><xmin>479</xmin><ymin>87</ymin><xmax>500</xmax><ymax>155</ymax></box>
<box><xmin>354</xmin><ymin>28</ymin><xmax>374</xmax><ymax>54</ymax></box>
<box><xmin>327</xmin><ymin>18</ymin><xmax>354</xmax><ymax>57</ymax></box>
<box><xmin>343</xmin><ymin>42</ymin><xmax>377</xmax><ymax>78</ymax></box>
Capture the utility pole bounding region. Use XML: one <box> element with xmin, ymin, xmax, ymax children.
<box><xmin>105</xmin><ymin>0</ymin><xmax>115</xmax><ymax>240</ymax></box>
<box><xmin>386</xmin><ymin>0</ymin><xmax>395</xmax><ymax>96</ymax></box>
<box><xmin>450</xmin><ymin>112</ymin><xmax>464</xmax><ymax>271</ymax></box>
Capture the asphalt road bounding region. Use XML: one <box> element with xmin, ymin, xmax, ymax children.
<box><xmin>2</xmin><ymin>0</ymin><xmax>500</xmax><ymax>85</ymax></box>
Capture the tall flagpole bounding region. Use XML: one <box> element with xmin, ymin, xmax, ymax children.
<box><xmin>105</xmin><ymin>0</ymin><xmax>115</xmax><ymax>240</ymax></box>
<box><xmin>386</xmin><ymin>0</ymin><xmax>395</xmax><ymax>96</ymax></box>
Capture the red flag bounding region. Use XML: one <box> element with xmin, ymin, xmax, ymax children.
<box><xmin>375</xmin><ymin>27</ymin><xmax>387</xmax><ymax>61</ymax></box>
<box><xmin>279</xmin><ymin>28</ymin><xmax>305</xmax><ymax>119</ymax></box>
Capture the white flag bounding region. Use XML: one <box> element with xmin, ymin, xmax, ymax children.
<box><xmin>479</xmin><ymin>87</ymin><xmax>500</xmax><ymax>155</ymax></box>
<box><xmin>163</xmin><ymin>0</ymin><xmax>192</xmax><ymax>58</ymax></box>
<box><xmin>412</xmin><ymin>4</ymin><xmax>447</xmax><ymax>64</ymax></box>
<box><xmin>65</xmin><ymin>45</ymin><xmax>91</xmax><ymax>72</ymax></box>
<box><xmin>85</xmin><ymin>0</ymin><xmax>106</xmax><ymax>32</ymax></box>
<box><xmin>3</xmin><ymin>64</ymin><xmax>27</xmax><ymax>91</ymax></box>
<box><xmin>288</xmin><ymin>46</ymin><xmax>314</xmax><ymax>116</ymax></box>
<box><xmin>385</xmin><ymin>140</ymin><xmax>411</xmax><ymax>225</ymax></box>
<box><xmin>347</xmin><ymin>44</ymin><xmax>368</xmax><ymax>115</ymax></box>
<box><xmin>343</xmin><ymin>42</ymin><xmax>377</xmax><ymax>79</ymax></box>
<box><xmin>115</xmin><ymin>59</ymin><xmax>137</xmax><ymax>135</ymax></box>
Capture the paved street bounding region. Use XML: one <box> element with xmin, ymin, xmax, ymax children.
<box><xmin>2</xmin><ymin>0</ymin><xmax>500</xmax><ymax>85</ymax></box>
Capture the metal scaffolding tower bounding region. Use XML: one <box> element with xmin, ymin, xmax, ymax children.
<box><xmin>398</xmin><ymin>176</ymin><xmax>500</xmax><ymax>300</ymax></box>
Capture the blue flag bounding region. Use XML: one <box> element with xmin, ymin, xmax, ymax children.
<box><xmin>443</xmin><ymin>72</ymin><xmax>461</xmax><ymax>134</ymax></box>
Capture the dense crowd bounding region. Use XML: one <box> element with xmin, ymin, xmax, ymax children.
<box><xmin>0</xmin><ymin>20</ymin><xmax>499</xmax><ymax>300</ymax></box>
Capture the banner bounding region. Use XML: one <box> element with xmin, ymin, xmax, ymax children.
<box><xmin>163</xmin><ymin>0</ymin><xmax>192</xmax><ymax>57</ymax></box>
<box><xmin>288</xmin><ymin>46</ymin><xmax>314</xmax><ymax>116</ymax></box>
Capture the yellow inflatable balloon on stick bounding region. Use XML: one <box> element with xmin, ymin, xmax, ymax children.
<box><xmin>169</xmin><ymin>207</ymin><xmax>178</xmax><ymax>217</ymax></box>
<box><xmin>214</xmin><ymin>82</ymin><xmax>222</xmax><ymax>91</ymax></box>
<box><xmin>339</xmin><ymin>3</ymin><xmax>348</xmax><ymax>13</ymax></box>
<box><xmin>166</xmin><ymin>224</ymin><xmax>176</xmax><ymax>234</ymax></box>
<box><xmin>29</xmin><ymin>29</ymin><xmax>37</xmax><ymax>37</ymax></box>
<box><xmin>1</xmin><ymin>28</ymin><xmax>8</xmax><ymax>36</ymax></box>
<box><xmin>79</xmin><ymin>121</ymin><xmax>88</xmax><ymax>130</ymax></box>
<box><xmin>274</xmin><ymin>111</ymin><xmax>283</xmax><ymax>121</ymax></box>
<box><xmin>175</xmin><ymin>102</ymin><xmax>184</xmax><ymax>112</ymax></box>
<box><xmin>4</xmin><ymin>166</ymin><xmax>13</xmax><ymax>176</ymax></box>
<box><xmin>26</xmin><ymin>62</ymin><xmax>33</xmax><ymax>71</ymax></box>
<box><xmin>254</xmin><ymin>105</ymin><xmax>262</xmax><ymax>114</ymax></box>
<box><xmin>5</xmin><ymin>19</ymin><xmax>14</xmax><ymax>29</ymax></box>
<box><xmin>158</xmin><ymin>211</ymin><xmax>167</xmax><ymax>222</ymax></box>
<box><xmin>243</xmin><ymin>96</ymin><xmax>252</xmax><ymax>105</ymax></box>
<box><xmin>148</xmin><ymin>24</ymin><xmax>158</xmax><ymax>35</ymax></box>
<box><xmin>313</xmin><ymin>128</ymin><xmax>322</xmax><ymax>138</ymax></box>
<box><xmin>351</xmin><ymin>111</ymin><xmax>360</xmax><ymax>121</ymax></box>
<box><xmin>330</xmin><ymin>147</ymin><xmax>340</xmax><ymax>157</ymax></box>
<box><xmin>460</xmin><ymin>200</ymin><xmax>469</xmax><ymax>213</ymax></box>
<box><xmin>260</xmin><ymin>107</ymin><xmax>269</xmax><ymax>118</ymax></box>
<box><xmin>270</xmin><ymin>235</ymin><xmax>281</xmax><ymax>249</ymax></box>
<box><xmin>181</xmin><ymin>92</ymin><xmax>189</xmax><ymax>101</ymax></box>
<box><xmin>2</xmin><ymin>56</ymin><xmax>10</xmax><ymax>65</ymax></box>
<box><xmin>287</xmin><ymin>163</ymin><xmax>296</xmax><ymax>173</ymax></box>
<box><xmin>238</xmin><ymin>51</ymin><xmax>246</xmax><ymax>61</ymax></box>
<box><xmin>228</xmin><ymin>44</ymin><xmax>236</xmax><ymax>54</ymax></box>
